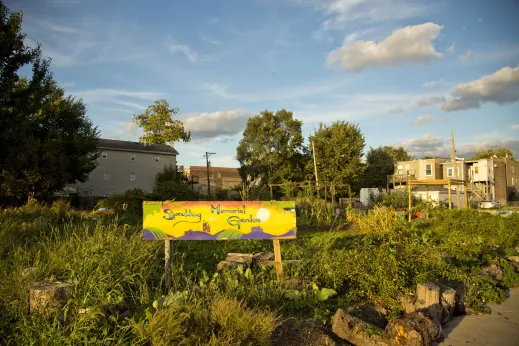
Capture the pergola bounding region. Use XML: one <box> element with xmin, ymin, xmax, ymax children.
<box><xmin>407</xmin><ymin>179</ymin><xmax>469</xmax><ymax>221</ymax></box>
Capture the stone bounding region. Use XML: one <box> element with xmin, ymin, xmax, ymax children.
<box><xmin>331</xmin><ymin>309</ymin><xmax>388</xmax><ymax>346</ymax></box>
<box><xmin>480</xmin><ymin>264</ymin><xmax>503</xmax><ymax>281</ymax></box>
<box><xmin>27</xmin><ymin>281</ymin><xmax>73</xmax><ymax>314</ymax></box>
<box><xmin>225</xmin><ymin>253</ymin><xmax>253</xmax><ymax>265</ymax></box>
<box><xmin>252</xmin><ymin>252</ymin><xmax>274</xmax><ymax>262</ymax></box>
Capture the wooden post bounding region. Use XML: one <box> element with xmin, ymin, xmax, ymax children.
<box><xmin>448</xmin><ymin>180</ymin><xmax>452</xmax><ymax>210</ymax></box>
<box><xmin>269</xmin><ymin>185</ymin><xmax>273</xmax><ymax>200</ymax></box>
<box><xmin>426</xmin><ymin>185</ymin><xmax>429</xmax><ymax>201</ymax></box>
<box><xmin>165</xmin><ymin>239</ymin><xmax>172</xmax><ymax>291</ymax></box>
<box><xmin>272</xmin><ymin>239</ymin><xmax>283</xmax><ymax>281</ymax></box>
<box><xmin>456</xmin><ymin>185</ymin><xmax>461</xmax><ymax>210</ymax></box>
<box><xmin>416</xmin><ymin>283</ymin><xmax>442</xmax><ymax>325</ymax></box>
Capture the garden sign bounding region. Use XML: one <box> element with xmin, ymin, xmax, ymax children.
<box><xmin>142</xmin><ymin>201</ymin><xmax>297</xmax><ymax>286</ymax></box>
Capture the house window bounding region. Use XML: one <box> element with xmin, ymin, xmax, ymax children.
<box><xmin>155</xmin><ymin>156</ymin><xmax>159</xmax><ymax>163</ymax></box>
<box><xmin>447</xmin><ymin>168</ymin><xmax>453</xmax><ymax>177</ymax></box>
<box><xmin>475</xmin><ymin>165</ymin><xmax>479</xmax><ymax>174</ymax></box>
<box><xmin>101</xmin><ymin>152</ymin><xmax>107</xmax><ymax>159</ymax></box>
<box><xmin>131</xmin><ymin>153</ymin><xmax>136</xmax><ymax>161</ymax></box>
<box><xmin>104</xmin><ymin>172</ymin><xmax>110</xmax><ymax>180</ymax></box>
<box><xmin>425</xmin><ymin>164</ymin><xmax>432</xmax><ymax>176</ymax></box>
<box><xmin>130</xmin><ymin>173</ymin><xmax>136</xmax><ymax>181</ymax></box>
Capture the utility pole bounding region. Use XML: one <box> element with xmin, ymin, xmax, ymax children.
<box><xmin>204</xmin><ymin>152</ymin><xmax>216</xmax><ymax>197</ymax></box>
<box><xmin>450</xmin><ymin>132</ymin><xmax>457</xmax><ymax>164</ymax></box>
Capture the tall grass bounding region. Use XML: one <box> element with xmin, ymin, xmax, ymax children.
<box><xmin>1</xmin><ymin>202</ymin><xmax>519</xmax><ymax>344</ymax></box>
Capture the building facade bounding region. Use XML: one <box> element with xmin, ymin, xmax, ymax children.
<box><xmin>69</xmin><ymin>139</ymin><xmax>178</xmax><ymax>197</ymax></box>
<box><xmin>388</xmin><ymin>158</ymin><xmax>449</xmax><ymax>188</ymax></box>
<box><xmin>183</xmin><ymin>166</ymin><xmax>241</xmax><ymax>196</ymax></box>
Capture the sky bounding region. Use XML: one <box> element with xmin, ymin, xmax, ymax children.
<box><xmin>7</xmin><ymin>0</ymin><xmax>519</xmax><ymax>168</ymax></box>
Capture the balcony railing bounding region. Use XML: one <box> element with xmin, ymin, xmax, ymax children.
<box><xmin>387</xmin><ymin>174</ymin><xmax>416</xmax><ymax>184</ymax></box>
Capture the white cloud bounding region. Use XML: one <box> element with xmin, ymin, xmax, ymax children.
<box><xmin>439</xmin><ymin>64</ymin><xmax>519</xmax><ymax>111</ymax></box>
<box><xmin>122</xmin><ymin>120</ymin><xmax>141</xmax><ymax>137</ymax></box>
<box><xmin>199</xmin><ymin>33</ymin><xmax>220</xmax><ymax>45</ymax></box>
<box><xmin>393</xmin><ymin>134</ymin><xmax>447</xmax><ymax>157</ymax></box>
<box><xmin>446</xmin><ymin>42</ymin><xmax>455</xmax><ymax>53</ymax></box>
<box><xmin>412</xmin><ymin>115</ymin><xmax>430</xmax><ymax>125</ymax></box>
<box><xmin>181</xmin><ymin>109</ymin><xmax>254</xmax><ymax>140</ymax></box>
<box><xmin>512</xmin><ymin>124</ymin><xmax>519</xmax><ymax>130</ymax></box>
<box><xmin>113</xmin><ymin>101</ymin><xmax>148</xmax><ymax>110</ymax></box>
<box><xmin>208</xmin><ymin>155</ymin><xmax>240</xmax><ymax>168</ymax></box>
<box><xmin>326</xmin><ymin>23</ymin><xmax>443</xmax><ymax>71</ymax></box>
<box><xmin>422</xmin><ymin>79</ymin><xmax>442</xmax><ymax>88</ymax></box>
<box><xmin>72</xmin><ymin>89</ymin><xmax>161</xmax><ymax>104</ymax></box>
<box><xmin>456</xmin><ymin>140</ymin><xmax>519</xmax><ymax>159</ymax></box>
<box><xmin>389</xmin><ymin>107</ymin><xmax>404</xmax><ymax>114</ymax></box>
<box><xmin>299</xmin><ymin>0</ymin><xmax>428</xmax><ymax>35</ymax></box>
<box><xmin>458</xmin><ymin>50</ymin><xmax>473</xmax><ymax>62</ymax></box>
<box><xmin>417</xmin><ymin>95</ymin><xmax>446</xmax><ymax>107</ymax></box>
<box><xmin>167</xmin><ymin>42</ymin><xmax>199</xmax><ymax>62</ymax></box>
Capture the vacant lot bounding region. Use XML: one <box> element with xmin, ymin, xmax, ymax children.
<box><xmin>1</xmin><ymin>202</ymin><xmax>518</xmax><ymax>345</ymax></box>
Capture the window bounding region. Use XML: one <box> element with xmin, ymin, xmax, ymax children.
<box><xmin>475</xmin><ymin>165</ymin><xmax>479</xmax><ymax>174</ymax></box>
<box><xmin>130</xmin><ymin>173</ymin><xmax>136</xmax><ymax>181</ymax></box>
<box><xmin>101</xmin><ymin>152</ymin><xmax>107</xmax><ymax>159</ymax></box>
<box><xmin>155</xmin><ymin>156</ymin><xmax>159</xmax><ymax>163</ymax></box>
<box><xmin>131</xmin><ymin>153</ymin><xmax>136</xmax><ymax>161</ymax></box>
<box><xmin>447</xmin><ymin>168</ymin><xmax>453</xmax><ymax>177</ymax></box>
<box><xmin>104</xmin><ymin>172</ymin><xmax>110</xmax><ymax>180</ymax></box>
<box><xmin>398</xmin><ymin>166</ymin><xmax>403</xmax><ymax>175</ymax></box>
<box><xmin>425</xmin><ymin>164</ymin><xmax>432</xmax><ymax>176</ymax></box>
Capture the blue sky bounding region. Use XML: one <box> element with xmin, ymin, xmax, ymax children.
<box><xmin>8</xmin><ymin>0</ymin><xmax>519</xmax><ymax>167</ymax></box>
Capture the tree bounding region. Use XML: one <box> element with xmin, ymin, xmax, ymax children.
<box><xmin>0</xmin><ymin>2</ymin><xmax>99</xmax><ymax>200</ymax></box>
<box><xmin>469</xmin><ymin>148</ymin><xmax>515</xmax><ymax>160</ymax></box>
<box><xmin>152</xmin><ymin>164</ymin><xmax>196</xmax><ymax>201</ymax></box>
<box><xmin>361</xmin><ymin>146</ymin><xmax>412</xmax><ymax>188</ymax></box>
<box><xmin>236</xmin><ymin>109</ymin><xmax>307</xmax><ymax>186</ymax></box>
<box><xmin>309</xmin><ymin>121</ymin><xmax>365</xmax><ymax>188</ymax></box>
<box><xmin>133</xmin><ymin>99</ymin><xmax>191</xmax><ymax>145</ymax></box>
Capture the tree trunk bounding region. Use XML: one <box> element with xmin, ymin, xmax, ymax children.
<box><xmin>28</xmin><ymin>281</ymin><xmax>73</xmax><ymax>314</ymax></box>
<box><xmin>332</xmin><ymin>309</ymin><xmax>389</xmax><ymax>346</ymax></box>
<box><xmin>415</xmin><ymin>283</ymin><xmax>442</xmax><ymax>331</ymax></box>
<box><xmin>385</xmin><ymin>312</ymin><xmax>441</xmax><ymax>346</ymax></box>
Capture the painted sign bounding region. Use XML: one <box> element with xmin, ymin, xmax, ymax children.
<box><xmin>142</xmin><ymin>201</ymin><xmax>297</xmax><ymax>240</ymax></box>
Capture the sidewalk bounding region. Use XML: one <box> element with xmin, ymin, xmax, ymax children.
<box><xmin>437</xmin><ymin>288</ymin><xmax>519</xmax><ymax>345</ymax></box>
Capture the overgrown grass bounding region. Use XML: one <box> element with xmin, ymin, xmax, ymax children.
<box><xmin>1</xmin><ymin>202</ymin><xmax>519</xmax><ymax>344</ymax></box>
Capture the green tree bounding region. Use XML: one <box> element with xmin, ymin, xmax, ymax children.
<box><xmin>133</xmin><ymin>99</ymin><xmax>191</xmax><ymax>145</ymax></box>
<box><xmin>236</xmin><ymin>109</ymin><xmax>307</xmax><ymax>186</ymax></box>
<box><xmin>0</xmin><ymin>2</ymin><xmax>99</xmax><ymax>200</ymax></box>
<box><xmin>361</xmin><ymin>146</ymin><xmax>412</xmax><ymax>188</ymax></box>
<box><xmin>151</xmin><ymin>165</ymin><xmax>197</xmax><ymax>201</ymax></box>
<box><xmin>469</xmin><ymin>148</ymin><xmax>515</xmax><ymax>160</ymax></box>
<box><xmin>309</xmin><ymin>121</ymin><xmax>365</xmax><ymax>188</ymax></box>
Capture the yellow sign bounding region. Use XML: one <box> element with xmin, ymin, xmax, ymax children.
<box><xmin>143</xmin><ymin>201</ymin><xmax>296</xmax><ymax>240</ymax></box>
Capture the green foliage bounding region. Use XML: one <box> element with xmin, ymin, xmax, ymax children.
<box><xmin>309</xmin><ymin>121</ymin><xmax>366</xmax><ymax>187</ymax></box>
<box><xmin>469</xmin><ymin>148</ymin><xmax>515</xmax><ymax>160</ymax></box>
<box><xmin>1</xmin><ymin>202</ymin><xmax>519</xmax><ymax>343</ymax></box>
<box><xmin>133</xmin><ymin>99</ymin><xmax>191</xmax><ymax>145</ymax></box>
<box><xmin>362</xmin><ymin>146</ymin><xmax>412</xmax><ymax>188</ymax></box>
<box><xmin>236</xmin><ymin>109</ymin><xmax>308</xmax><ymax>188</ymax></box>
<box><xmin>0</xmin><ymin>3</ymin><xmax>99</xmax><ymax>200</ymax></box>
<box><xmin>381</xmin><ymin>189</ymin><xmax>421</xmax><ymax>209</ymax></box>
<box><xmin>152</xmin><ymin>164</ymin><xmax>197</xmax><ymax>201</ymax></box>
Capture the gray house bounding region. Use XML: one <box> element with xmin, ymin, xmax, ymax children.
<box><xmin>69</xmin><ymin>139</ymin><xmax>178</xmax><ymax>197</ymax></box>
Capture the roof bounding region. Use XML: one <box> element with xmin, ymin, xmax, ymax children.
<box><xmin>98</xmin><ymin>138</ymin><xmax>179</xmax><ymax>155</ymax></box>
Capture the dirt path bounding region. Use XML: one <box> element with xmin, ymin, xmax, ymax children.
<box><xmin>436</xmin><ymin>288</ymin><xmax>519</xmax><ymax>346</ymax></box>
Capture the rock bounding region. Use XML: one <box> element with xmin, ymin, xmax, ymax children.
<box><xmin>480</xmin><ymin>264</ymin><xmax>503</xmax><ymax>281</ymax></box>
<box><xmin>27</xmin><ymin>281</ymin><xmax>73</xmax><ymax>314</ymax></box>
<box><xmin>225</xmin><ymin>253</ymin><xmax>253</xmax><ymax>265</ymax></box>
<box><xmin>253</xmin><ymin>252</ymin><xmax>274</xmax><ymax>263</ymax></box>
<box><xmin>217</xmin><ymin>260</ymin><xmax>244</xmax><ymax>271</ymax></box>
<box><xmin>331</xmin><ymin>309</ymin><xmax>388</xmax><ymax>346</ymax></box>
<box><xmin>385</xmin><ymin>312</ymin><xmax>441</xmax><ymax>346</ymax></box>
<box><xmin>256</xmin><ymin>260</ymin><xmax>301</xmax><ymax>269</ymax></box>
<box><xmin>415</xmin><ymin>283</ymin><xmax>442</xmax><ymax>329</ymax></box>
<box><xmin>507</xmin><ymin>256</ymin><xmax>519</xmax><ymax>271</ymax></box>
